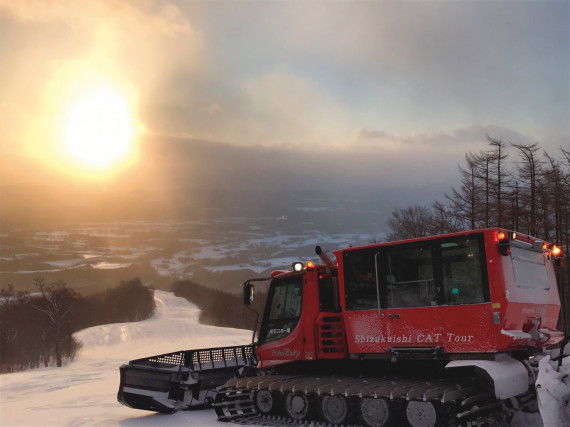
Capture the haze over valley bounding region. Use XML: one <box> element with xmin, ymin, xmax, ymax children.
<box><xmin>0</xmin><ymin>186</ymin><xmax>412</xmax><ymax>294</ymax></box>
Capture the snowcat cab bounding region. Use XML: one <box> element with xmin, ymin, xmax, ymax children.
<box><xmin>250</xmin><ymin>246</ymin><xmax>345</xmax><ymax>370</ymax></box>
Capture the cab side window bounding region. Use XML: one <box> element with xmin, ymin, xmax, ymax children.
<box><xmin>344</xmin><ymin>250</ymin><xmax>377</xmax><ymax>311</ymax></box>
<box><xmin>319</xmin><ymin>276</ymin><xmax>340</xmax><ymax>312</ymax></box>
<box><xmin>343</xmin><ymin>234</ymin><xmax>489</xmax><ymax>311</ymax></box>
<box><xmin>384</xmin><ymin>245</ymin><xmax>437</xmax><ymax>308</ymax></box>
<box><xmin>441</xmin><ymin>239</ymin><xmax>487</xmax><ymax>304</ymax></box>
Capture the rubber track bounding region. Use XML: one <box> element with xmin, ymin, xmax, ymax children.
<box><xmin>223</xmin><ymin>414</ymin><xmax>363</xmax><ymax>427</ymax></box>
<box><xmin>214</xmin><ymin>374</ymin><xmax>509</xmax><ymax>426</ymax></box>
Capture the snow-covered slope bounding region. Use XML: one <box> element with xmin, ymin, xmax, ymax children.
<box><xmin>1</xmin><ymin>290</ymin><xmax>568</xmax><ymax>426</ymax></box>
<box><xmin>0</xmin><ymin>290</ymin><xmax>251</xmax><ymax>426</ymax></box>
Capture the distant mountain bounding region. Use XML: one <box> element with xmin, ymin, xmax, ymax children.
<box><xmin>0</xmin><ymin>135</ymin><xmax>449</xmax><ymax>231</ymax></box>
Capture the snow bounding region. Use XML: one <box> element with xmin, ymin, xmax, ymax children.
<box><xmin>0</xmin><ymin>290</ymin><xmax>251</xmax><ymax>427</ymax></box>
<box><xmin>44</xmin><ymin>259</ymin><xmax>85</xmax><ymax>268</ymax></box>
<box><xmin>536</xmin><ymin>355</ymin><xmax>570</xmax><ymax>427</ymax></box>
<box><xmin>7</xmin><ymin>221</ymin><xmax>386</xmax><ymax>284</ymax></box>
<box><xmin>446</xmin><ymin>353</ymin><xmax>529</xmax><ymax>399</ymax></box>
<box><xmin>91</xmin><ymin>261</ymin><xmax>132</xmax><ymax>270</ymax></box>
<box><xmin>1</xmin><ymin>290</ymin><xmax>568</xmax><ymax>427</ymax></box>
<box><xmin>146</xmin><ymin>231</ymin><xmax>381</xmax><ymax>277</ymax></box>
<box><xmin>501</xmin><ymin>329</ymin><xmax>533</xmax><ymax>341</ymax></box>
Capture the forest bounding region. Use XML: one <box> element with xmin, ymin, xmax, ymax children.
<box><xmin>0</xmin><ymin>277</ymin><xmax>155</xmax><ymax>373</ymax></box>
<box><xmin>172</xmin><ymin>279</ymin><xmax>268</xmax><ymax>334</ymax></box>
<box><xmin>386</xmin><ymin>137</ymin><xmax>570</xmax><ymax>333</ymax></box>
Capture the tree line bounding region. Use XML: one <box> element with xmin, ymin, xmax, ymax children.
<box><xmin>0</xmin><ymin>277</ymin><xmax>155</xmax><ymax>373</ymax></box>
<box><xmin>386</xmin><ymin>136</ymin><xmax>570</xmax><ymax>332</ymax></box>
<box><xmin>172</xmin><ymin>279</ymin><xmax>268</xmax><ymax>334</ymax></box>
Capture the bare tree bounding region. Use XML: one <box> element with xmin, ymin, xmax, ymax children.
<box><xmin>511</xmin><ymin>142</ymin><xmax>542</xmax><ymax>236</ymax></box>
<box><xmin>554</xmin><ymin>147</ymin><xmax>570</xmax><ymax>332</ymax></box>
<box><xmin>486</xmin><ymin>135</ymin><xmax>510</xmax><ymax>227</ymax></box>
<box><xmin>430</xmin><ymin>200</ymin><xmax>461</xmax><ymax>235</ymax></box>
<box><xmin>387</xmin><ymin>205</ymin><xmax>434</xmax><ymax>240</ymax></box>
<box><xmin>32</xmin><ymin>279</ymin><xmax>78</xmax><ymax>367</ymax></box>
<box><xmin>446</xmin><ymin>152</ymin><xmax>485</xmax><ymax>229</ymax></box>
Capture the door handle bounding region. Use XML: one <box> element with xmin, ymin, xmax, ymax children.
<box><xmin>387</xmin><ymin>314</ymin><xmax>400</xmax><ymax>319</ymax></box>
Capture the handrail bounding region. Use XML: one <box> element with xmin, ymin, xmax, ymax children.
<box><xmin>374</xmin><ymin>252</ymin><xmax>382</xmax><ymax>316</ymax></box>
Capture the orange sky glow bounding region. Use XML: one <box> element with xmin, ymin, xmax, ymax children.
<box><xmin>0</xmin><ymin>0</ymin><xmax>567</xmax><ymax>192</ymax></box>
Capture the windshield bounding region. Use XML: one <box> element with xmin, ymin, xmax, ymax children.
<box><xmin>259</xmin><ymin>275</ymin><xmax>302</xmax><ymax>344</ymax></box>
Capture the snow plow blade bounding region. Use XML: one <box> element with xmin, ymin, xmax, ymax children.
<box><xmin>117</xmin><ymin>344</ymin><xmax>257</xmax><ymax>413</ymax></box>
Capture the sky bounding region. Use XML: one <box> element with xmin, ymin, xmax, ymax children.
<box><xmin>0</xmin><ymin>0</ymin><xmax>568</xmax><ymax>196</ymax></box>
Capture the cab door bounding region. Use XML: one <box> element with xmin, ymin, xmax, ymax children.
<box><xmin>256</xmin><ymin>274</ymin><xmax>305</xmax><ymax>368</ymax></box>
<box><xmin>378</xmin><ymin>243</ymin><xmax>444</xmax><ymax>349</ymax></box>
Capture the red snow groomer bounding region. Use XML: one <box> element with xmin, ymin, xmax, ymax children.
<box><xmin>118</xmin><ymin>229</ymin><xmax>565</xmax><ymax>426</ymax></box>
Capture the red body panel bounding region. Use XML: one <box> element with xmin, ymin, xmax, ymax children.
<box><xmin>343</xmin><ymin>303</ymin><xmax>497</xmax><ymax>354</ymax></box>
<box><xmin>257</xmin><ymin>322</ymin><xmax>306</xmax><ymax>369</ymax></box>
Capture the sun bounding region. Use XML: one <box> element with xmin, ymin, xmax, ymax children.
<box><xmin>64</xmin><ymin>90</ymin><xmax>134</xmax><ymax>167</ymax></box>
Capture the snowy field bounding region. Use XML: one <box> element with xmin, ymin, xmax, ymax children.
<box><xmin>0</xmin><ymin>290</ymin><xmax>250</xmax><ymax>427</ymax></box>
<box><xmin>2</xmin><ymin>289</ymin><xmax>568</xmax><ymax>427</ymax></box>
<box><xmin>0</xmin><ymin>218</ymin><xmax>387</xmax><ymax>294</ymax></box>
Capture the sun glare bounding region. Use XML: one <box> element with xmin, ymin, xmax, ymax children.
<box><xmin>64</xmin><ymin>90</ymin><xmax>134</xmax><ymax>167</ymax></box>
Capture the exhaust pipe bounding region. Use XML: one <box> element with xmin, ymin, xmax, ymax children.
<box><xmin>315</xmin><ymin>246</ymin><xmax>336</xmax><ymax>270</ymax></box>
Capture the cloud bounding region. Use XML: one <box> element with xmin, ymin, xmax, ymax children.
<box><xmin>0</xmin><ymin>0</ymin><xmax>190</xmax><ymax>35</ymax></box>
<box><xmin>0</xmin><ymin>0</ymin><xmax>567</xmax><ymax>196</ymax></box>
<box><xmin>352</xmin><ymin>124</ymin><xmax>538</xmax><ymax>150</ymax></box>
<box><xmin>209</xmin><ymin>1</ymin><xmax>568</xmax><ymax>139</ymax></box>
<box><xmin>0</xmin><ymin>0</ymin><xmax>204</xmax><ymax>172</ymax></box>
<box><xmin>237</xmin><ymin>71</ymin><xmax>350</xmax><ymax>145</ymax></box>
<box><xmin>132</xmin><ymin>123</ymin><xmax>541</xmax><ymax>195</ymax></box>
<box><xmin>0</xmin><ymin>0</ymin><xmax>200</xmax><ymax>111</ymax></box>
<box><xmin>150</xmin><ymin>69</ymin><xmax>355</xmax><ymax>147</ymax></box>
<box><xmin>352</xmin><ymin>129</ymin><xmax>391</xmax><ymax>140</ymax></box>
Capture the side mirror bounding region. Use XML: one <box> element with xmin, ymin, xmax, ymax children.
<box><xmin>243</xmin><ymin>281</ymin><xmax>254</xmax><ymax>306</ymax></box>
